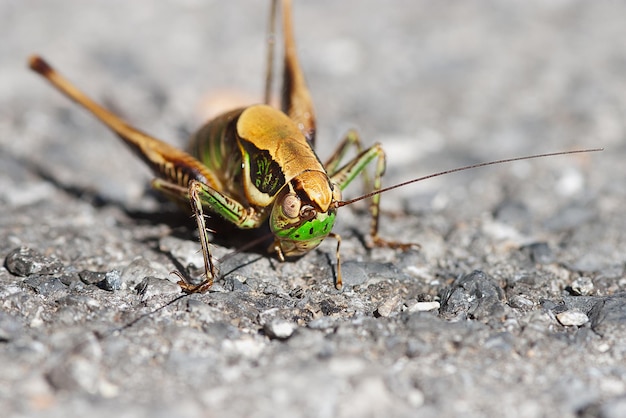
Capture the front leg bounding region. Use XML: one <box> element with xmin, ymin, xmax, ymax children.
<box><xmin>328</xmin><ymin>139</ymin><xmax>418</xmax><ymax>250</ymax></box>
<box><xmin>153</xmin><ymin>178</ymin><xmax>267</xmax><ymax>293</ymax></box>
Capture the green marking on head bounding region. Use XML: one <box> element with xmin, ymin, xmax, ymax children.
<box><xmin>272</xmin><ymin>210</ymin><xmax>336</xmax><ymax>257</ymax></box>
<box><xmin>276</xmin><ymin>210</ymin><xmax>336</xmax><ymax>241</ymax></box>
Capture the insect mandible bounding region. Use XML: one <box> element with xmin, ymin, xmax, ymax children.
<box><xmin>28</xmin><ymin>0</ymin><xmax>601</xmax><ymax>293</ymax></box>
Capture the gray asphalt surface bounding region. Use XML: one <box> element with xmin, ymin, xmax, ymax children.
<box><xmin>1</xmin><ymin>1</ymin><xmax>625</xmax><ymax>417</ymax></box>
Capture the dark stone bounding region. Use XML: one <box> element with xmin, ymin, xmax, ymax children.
<box><xmin>23</xmin><ymin>275</ymin><xmax>68</xmax><ymax>297</ymax></box>
<box><xmin>521</xmin><ymin>242</ymin><xmax>555</xmax><ymax>264</ymax></box>
<box><xmin>5</xmin><ymin>247</ymin><xmax>63</xmax><ymax>277</ymax></box>
<box><xmin>99</xmin><ymin>270</ymin><xmax>122</xmax><ymax>291</ymax></box>
<box><xmin>79</xmin><ymin>269</ymin><xmax>122</xmax><ymax>291</ymax></box>
<box><xmin>589</xmin><ymin>295</ymin><xmax>626</xmax><ymax>336</ymax></box>
<box><xmin>79</xmin><ymin>270</ymin><xmax>107</xmax><ymax>286</ymax></box>
<box><xmin>439</xmin><ymin>270</ymin><xmax>506</xmax><ymax>321</ymax></box>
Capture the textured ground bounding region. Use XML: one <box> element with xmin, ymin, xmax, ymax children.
<box><xmin>1</xmin><ymin>1</ymin><xmax>625</xmax><ymax>417</ymax></box>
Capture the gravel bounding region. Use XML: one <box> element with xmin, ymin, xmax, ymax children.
<box><xmin>2</xmin><ymin>1</ymin><xmax>625</xmax><ymax>417</ymax></box>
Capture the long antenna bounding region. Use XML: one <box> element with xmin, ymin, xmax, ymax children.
<box><xmin>336</xmin><ymin>148</ymin><xmax>603</xmax><ymax>208</ymax></box>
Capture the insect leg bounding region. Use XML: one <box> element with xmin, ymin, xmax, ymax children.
<box><xmin>324</xmin><ymin>130</ymin><xmax>365</xmax><ymax>175</ymax></box>
<box><xmin>148</xmin><ymin>178</ymin><xmax>215</xmax><ymax>293</ymax></box>
<box><xmin>192</xmin><ymin>179</ymin><xmax>267</xmax><ymax>293</ymax></box>
<box><xmin>280</xmin><ymin>0</ymin><xmax>316</xmax><ymax>145</ymax></box>
<box><xmin>28</xmin><ymin>56</ymin><xmax>223</xmax><ymax>191</ymax></box>
<box><xmin>152</xmin><ymin>177</ymin><xmax>268</xmax><ymax>293</ymax></box>
<box><xmin>324</xmin><ymin>129</ymin><xmax>372</xmax><ymax>194</ymax></box>
<box><xmin>264</xmin><ymin>0</ymin><xmax>279</xmax><ymax>105</ymax></box>
<box><xmin>328</xmin><ymin>232</ymin><xmax>342</xmax><ymax>289</ymax></box>
<box><xmin>330</xmin><ymin>144</ymin><xmax>416</xmax><ymax>250</ymax></box>
<box><xmin>187</xmin><ymin>181</ymin><xmax>267</xmax><ymax>230</ymax></box>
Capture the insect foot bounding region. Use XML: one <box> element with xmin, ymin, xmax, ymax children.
<box><xmin>174</xmin><ymin>265</ymin><xmax>219</xmax><ymax>294</ymax></box>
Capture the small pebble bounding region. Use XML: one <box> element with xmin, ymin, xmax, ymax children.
<box><xmin>79</xmin><ymin>270</ymin><xmax>106</xmax><ymax>286</ymax></box>
<box><xmin>556</xmin><ymin>310</ymin><xmax>589</xmax><ymax>327</ymax></box>
<box><xmin>264</xmin><ymin>319</ymin><xmax>297</xmax><ymax>340</ymax></box>
<box><xmin>571</xmin><ymin>277</ymin><xmax>594</xmax><ymax>296</ymax></box>
<box><xmin>509</xmin><ymin>295</ymin><xmax>535</xmax><ymax>310</ymax></box>
<box><xmin>79</xmin><ymin>270</ymin><xmax>122</xmax><ymax>291</ymax></box>
<box><xmin>375</xmin><ymin>295</ymin><xmax>403</xmax><ymax>317</ymax></box>
<box><xmin>407</xmin><ymin>301</ymin><xmax>440</xmax><ymax>312</ymax></box>
<box><xmin>100</xmin><ymin>270</ymin><xmax>122</xmax><ymax>291</ymax></box>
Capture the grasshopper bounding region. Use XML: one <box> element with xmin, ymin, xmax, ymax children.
<box><xmin>29</xmin><ymin>0</ymin><xmax>600</xmax><ymax>293</ymax></box>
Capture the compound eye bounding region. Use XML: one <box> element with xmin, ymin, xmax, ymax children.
<box><xmin>282</xmin><ymin>193</ymin><xmax>301</xmax><ymax>218</ymax></box>
<box><xmin>300</xmin><ymin>205</ymin><xmax>316</xmax><ymax>220</ymax></box>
